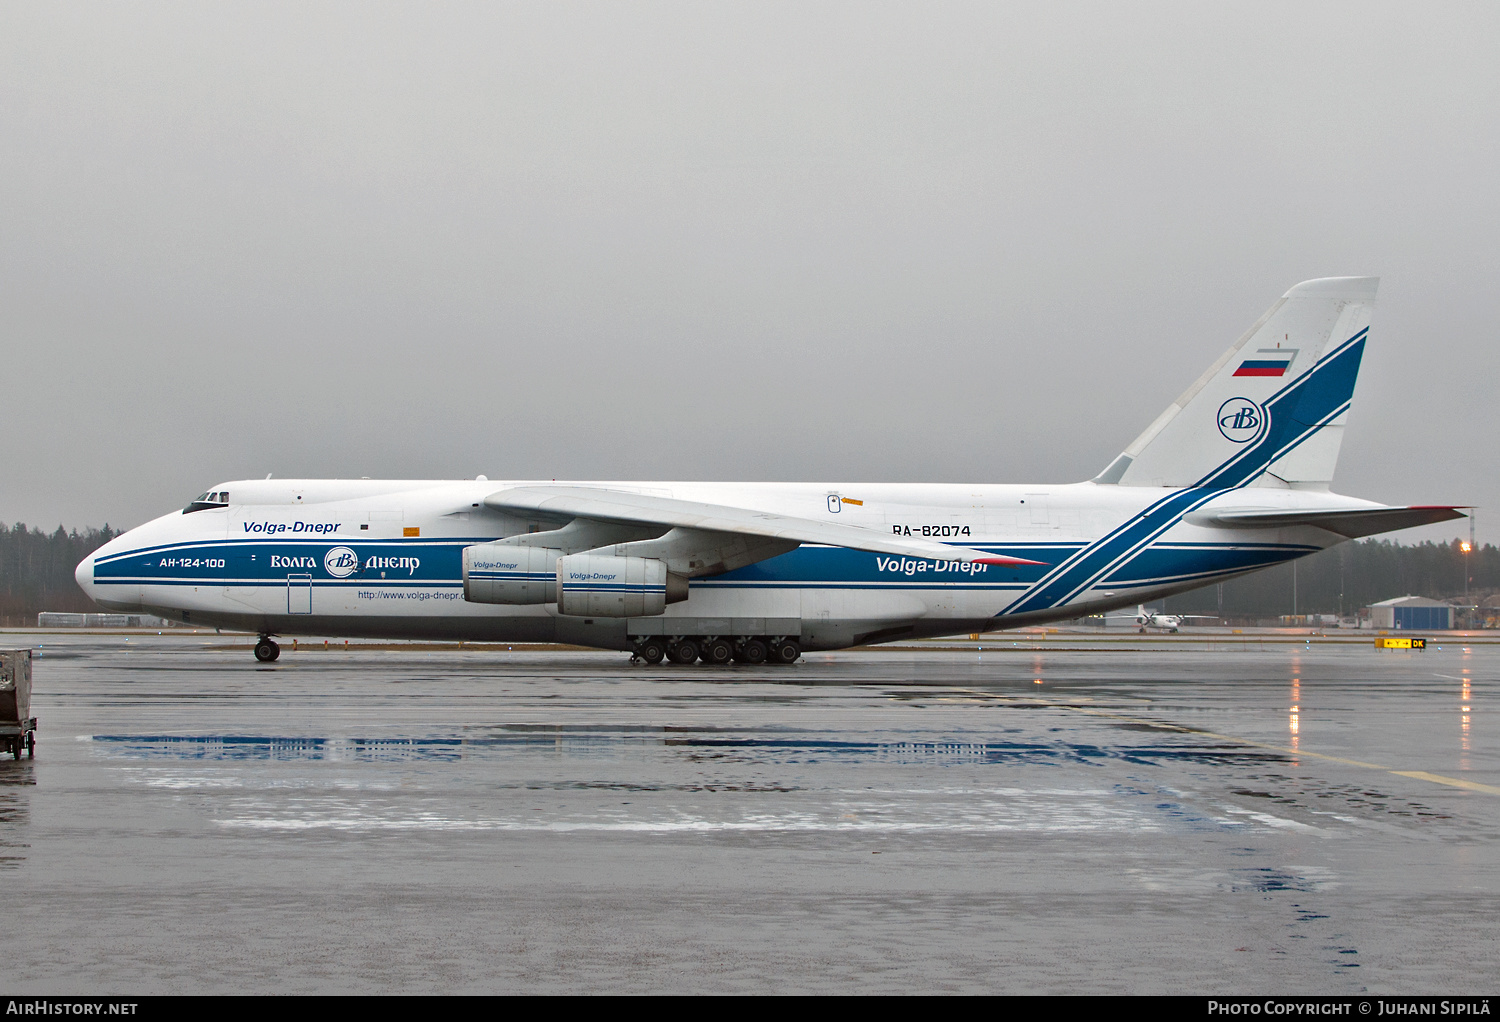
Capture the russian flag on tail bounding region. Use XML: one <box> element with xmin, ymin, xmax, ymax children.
<box><xmin>1233</xmin><ymin>348</ymin><xmax>1298</xmax><ymax>377</ymax></box>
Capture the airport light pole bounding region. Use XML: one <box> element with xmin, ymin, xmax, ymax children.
<box><xmin>1461</xmin><ymin>536</ymin><xmax>1472</xmax><ymax>630</ymax></box>
<box><xmin>1338</xmin><ymin>544</ymin><xmax>1346</xmax><ymax>620</ymax></box>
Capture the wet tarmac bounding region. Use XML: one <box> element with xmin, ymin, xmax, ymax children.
<box><xmin>1</xmin><ymin>631</ymin><xmax>1495</xmax><ymax>994</ymax></box>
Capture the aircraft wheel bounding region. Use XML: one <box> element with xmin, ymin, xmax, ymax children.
<box><xmin>738</xmin><ymin>639</ymin><xmax>768</xmax><ymax>665</ymax></box>
<box><xmin>26</xmin><ymin>733</ymin><xmax>34</xmax><ymax>758</ymax></box>
<box><xmin>701</xmin><ymin>638</ymin><xmax>734</xmax><ymax>665</ymax></box>
<box><xmin>254</xmin><ymin>639</ymin><xmax>280</xmax><ymax>663</ymax></box>
<box><xmin>770</xmin><ymin>640</ymin><xmax>801</xmax><ymax>664</ymax></box>
<box><xmin>638</xmin><ymin>639</ymin><xmax>666</xmax><ymax>665</ymax></box>
<box><xmin>667</xmin><ymin>640</ymin><xmax>699</xmax><ymax>665</ymax></box>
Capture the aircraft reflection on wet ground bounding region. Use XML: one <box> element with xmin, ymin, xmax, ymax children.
<box><xmin>88</xmin><ymin>728</ymin><xmax>1292</xmax><ymax>769</ymax></box>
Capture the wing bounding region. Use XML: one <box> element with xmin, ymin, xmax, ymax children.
<box><xmin>482</xmin><ymin>485</ymin><xmax>1043</xmax><ymax>567</ymax></box>
<box><xmin>1206</xmin><ymin>505</ymin><xmax>1466</xmax><ymax>539</ymax></box>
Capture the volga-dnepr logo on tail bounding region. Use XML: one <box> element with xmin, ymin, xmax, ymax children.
<box><xmin>1216</xmin><ymin>398</ymin><xmax>1263</xmax><ymax>443</ymax></box>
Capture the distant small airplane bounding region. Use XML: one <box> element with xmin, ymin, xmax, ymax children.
<box><xmin>1107</xmin><ymin>605</ymin><xmax>1220</xmax><ymax>633</ymax></box>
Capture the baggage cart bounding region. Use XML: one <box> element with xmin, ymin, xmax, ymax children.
<box><xmin>1</xmin><ymin>649</ymin><xmax>35</xmax><ymax>760</ymax></box>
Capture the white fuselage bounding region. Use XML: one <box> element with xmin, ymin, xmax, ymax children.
<box><xmin>77</xmin><ymin>478</ymin><xmax>1365</xmax><ymax>651</ymax></box>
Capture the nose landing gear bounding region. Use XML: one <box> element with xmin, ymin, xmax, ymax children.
<box><xmin>254</xmin><ymin>637</ymin><xmax>281</xmax><ymax>662</ymax></box>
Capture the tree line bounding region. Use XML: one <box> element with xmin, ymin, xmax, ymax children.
<box><xmin>0</xmin><ymin>522</ymin><xmax>120</xmax><ymax>625</ymax></box>
<box><xmin>1159</xmin><ymin>538</ymin><xmax>1497</xmax><ymax>619</ymax></box>
<box><xmin>0</xmin><ymin>520</ymin><xmax>1492</xmax><ymax>625</ymax></box>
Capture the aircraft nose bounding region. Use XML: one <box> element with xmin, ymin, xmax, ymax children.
<box><xmin>78</xmin><ymin>533</ymin><xmax>144</xmax><ymax>610</ymax></box>
<box><xmin>75</xmin><ymin>551</ymin><xmax>96</xmax><ymax>598</ymax></box>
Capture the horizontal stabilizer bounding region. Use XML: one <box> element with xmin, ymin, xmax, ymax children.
<box><xmin>1206</xmin><ymin>505</ymin><xmax>1466</xmax><ymax>539</ymax></box>
<box><xmin>484</xmin><ymin>486</ymin><xmax>1045</xmax><ymax>566</ymax></box>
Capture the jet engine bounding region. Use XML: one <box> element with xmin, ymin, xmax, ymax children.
<box><xmin>556</xmin><ymin>553</ymin><xmax>688</xmax><ymax>617</ymax></box>
<box><xmin>462</xmin><ymin>544</ymin><xmax>559</xmax><ymax>604</ymax></box>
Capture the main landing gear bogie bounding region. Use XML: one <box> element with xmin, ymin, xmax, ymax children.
<box><xmin>768</xmin><ymin>639</ymin><xmax>801</xmax><ymax>665</ymax></box>
<box><xmin>635</xmin><ymin>636</ymin><xmax>800</xmax><ymax>667</ymax></box>
<box><xmin>736</xmin><ymin>639</ymin><xmax>768</xmax><ymax>665</ymax></box>
<box><xmin>254</xmin><ymin>637</ymin><xmax>281</xmax><ymax>663</ymax></box>
<box><xmin>667</xmin><ymin>639</ymin><xmax>699</xmax><ymax>665</ymax></box>
<box><xmin>701</xmin><ymin>638</ymin><xmax>735</xmax><ymax>665</ymax></box>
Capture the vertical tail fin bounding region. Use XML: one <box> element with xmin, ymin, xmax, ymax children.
<box><xmin>1095</xmin><ymin>277</ymin><xmax>1376</xmax><ymax>490</ymax></box>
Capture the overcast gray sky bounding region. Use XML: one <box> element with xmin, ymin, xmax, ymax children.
<box><xmin>3</xmin><ymin>2</ymin><xmax>1495</xmax><ymax>544</ymax></box>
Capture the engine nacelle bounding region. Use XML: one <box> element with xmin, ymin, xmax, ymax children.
<box><xmin>462</xmin><ymin>544</ymin><xmax>559</xmax><ymax>604</ymax></box>
<box><xmin>556</xmin><ymin>553</ymin><xmax>687</xmax><ymax>618</ymax></box>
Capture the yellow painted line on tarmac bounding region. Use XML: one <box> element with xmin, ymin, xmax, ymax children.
<box><xmin>1388</xmin><ymin>771</ymin><xmax>1500</xmax><ymax>796</ymax></box>
<box><xmin>943</xmin><ymin>688</ymin><xmax>1500</xmax><ymax>797</ymax></box>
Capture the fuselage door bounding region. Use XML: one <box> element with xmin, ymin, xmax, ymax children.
<box><xmin>287</xmin><ymin>574</ymin><xmax>312</xmax><ymax>615</ymax></box>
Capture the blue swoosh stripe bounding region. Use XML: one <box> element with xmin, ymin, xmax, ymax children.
<box><xmin>1005</xmin><ymin>329</ymin><xmax>1366</xmax><ymax>616</ymax></box>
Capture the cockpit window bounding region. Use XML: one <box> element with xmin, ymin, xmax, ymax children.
<box><xmin>183</xmin><ymin>491</ymin><xmax>228</xmax><ymax>514</ymax></box>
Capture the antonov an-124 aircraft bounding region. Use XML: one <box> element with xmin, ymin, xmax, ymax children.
<box><xmin>76</xmin><ymin>277</ymin><xmax>1463</xmax><ymax>664</ymax></box>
